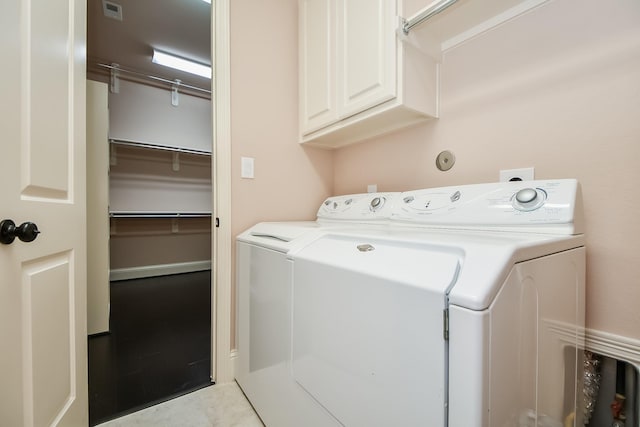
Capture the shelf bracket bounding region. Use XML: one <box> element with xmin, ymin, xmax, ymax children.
<box><xmin>171</xmin><ymin>80</ymin><xmax>181</xmax><ymax>107</ymax></box>
<box><xmin>172</xmin><ymin>152</ymin><xmax>180</xmax><ymax>172</ymax></box>
<box><xmin>171</xmin><ymin>218</ymin><xmax>179</xmax><ymax>233</ymax></box>
<box><xmin>110</xmin><ymin>144</ymin><xmax>117</xmax><ymax>166</ymax></box>
<box><xmin>110</xmin><ymin>63</ymin><xmax>120</xmax><ymax>94</ymax></box>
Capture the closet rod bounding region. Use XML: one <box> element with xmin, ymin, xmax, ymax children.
<box><xmin>98</xmin><ymin>63</ymin><xmax>212</xmax><ymax>95</ymax></box>
<box><xmin>401</xmin><ymin>0</ymin><xmax>459</xmax><ymax>35</ymax></box>
<box><xmin>110</xmin><ymin>212</ymin><xmax>212</xmax><ymax>219</ymax></box>
<box><xmin>110</xmin><ymin>139</ymin><xmax>212</xmax><ymax>156</ymax></box>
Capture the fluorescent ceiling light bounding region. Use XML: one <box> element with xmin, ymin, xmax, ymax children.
<box><xmin>152</xmin><ymin>49</ymin><xmax>211</xmax><ymax>79</ymax></box>
<box><xmin>202</xmin><ymin>0</ymin><xmax>211</xmax><ymax>3</ymax></box>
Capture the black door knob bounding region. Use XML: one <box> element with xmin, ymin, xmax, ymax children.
<box><xmin>0</xmin><ymin>219</ymin><xmax>41</xmax><ymax>244</ymax></box>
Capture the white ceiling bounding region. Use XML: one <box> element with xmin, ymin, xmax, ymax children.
<box><xmin>87</xmin><ymin>0</ymin><xmax>212</xmax><ymax>92</ymax></box>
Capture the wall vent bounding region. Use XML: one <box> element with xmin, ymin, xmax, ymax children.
<box><xmin>102</xmin><ymin>0</ymin><xmax>123</xmax><ymax>21</ymax></box>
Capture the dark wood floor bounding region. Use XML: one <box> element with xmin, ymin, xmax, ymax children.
<box><xmin>88</xmin><ymin>271</ymin><xmax>212</xmax><ymax>426</ymax></box>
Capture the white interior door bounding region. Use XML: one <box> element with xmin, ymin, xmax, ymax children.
<box><xmin>0</xmin><ymin>0</ymin><xmax>88</xmax><ymax>426</ymax></box>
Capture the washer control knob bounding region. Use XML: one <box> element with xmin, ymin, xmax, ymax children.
<box><xmin>370</xmin><ymin>196</ymin><xmax>384</xmax><ymax>211</ymax></box>
<box><xmin>513</xmin><ymin>188</ymin><xmax>546</xmax><ymax>211</ymax></box>
<box><xmin>515</xmin><ymin>188</ymin><xmax>537</xmax><ymax>204</ymax></box>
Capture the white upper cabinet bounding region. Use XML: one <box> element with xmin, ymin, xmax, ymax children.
<box><xmin>299</xmin><ymin>0</ymin><xmax>438</xmax><ymax>148</ymax></box>
<box><xmin>299</xmin><ymin>0</ymin><xmax>337</xmax><ymax>133</ymax></box>
<box><xmin>339</xmin><ymin>0</ymin><xmax>396</xmax><ymax>117</ymax></box>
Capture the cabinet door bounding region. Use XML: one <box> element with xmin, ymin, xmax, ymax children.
<box><xmin>338</xmin><ymin>0</ymin><xmax>396</xmax><ymax>118</ymax></box>
<box><xmin>299</xmin><ymin>0</ymin><xmax>337</xmax><ymax>134</ymax></box>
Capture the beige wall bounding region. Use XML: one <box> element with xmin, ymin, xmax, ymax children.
<box><xmin>334</xmin><ymin>0</ymin><xmax>640</xmax><ymax>339</ymax></box>
<box><xmin>229</xmin><ymin>0</ymin><xmax>334</xmax><ymax>346</ymax></box>
<box><xmin>110</xmin><ymin>223</ymin><xmax>211</xmax><ymax>269</ymax></box>
<box><xmin>230</xmin><ymin>0</ymin><xmax>333</xmax><ymax>234</ymax></box>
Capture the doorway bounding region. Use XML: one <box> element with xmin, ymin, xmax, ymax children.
<box><xmin>85</xmin><ymin>0</ymin><xmax>219</xmax><ymax>424</ymax></box>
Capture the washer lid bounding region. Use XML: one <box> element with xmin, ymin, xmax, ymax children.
<box><xmin>237</xmin><ymin>221</ymin><xmax>322</xmax><ymax>253</ymax></box>
<box><xmin>248</xmin><ymin>222</ymin><xmax>319</xmax><ymax>242</ymax></box>
<box><xmin>292</xmin><ymin>233</ymin><xmax>461</xmax><ymax>293</ymax></box>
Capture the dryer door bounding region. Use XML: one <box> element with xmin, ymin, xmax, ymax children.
<box><xmin>292</xmin><ymin>234</ymin><xmax>460</xmax><ymax>426</ymax></box>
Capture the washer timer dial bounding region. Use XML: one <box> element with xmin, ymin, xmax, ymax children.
<box><xmin>370</xmin><ymin>196</ymin><xmax>385</xmax><ymax>212</ymax></box>
<box><xmin>512</xmin><ymin>187</ymin><xmax>547</xmax><ymax>211</ymax></box>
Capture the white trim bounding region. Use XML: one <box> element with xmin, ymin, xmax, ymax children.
<box><xmin>546</xmin><ymin>320</ymin><xmax>640</xmax><ymax>368</ymax></box>
<box><xmin>109</xmin><ymin>260</ymin><xmax>212</xmax><ymax>281</ymax></box>
<box><xmin>212</xmin><ymin>0</ymin><xmax>234</xmax><ymax>384</ymax></box>
<box><xmin>230</xmin><ymin>348</ymin><xmax>238</xmax><ymax>381</ymax></box>
<box><xmin>441</xmin><ymin>0</ymin><xmax>551</xmax><ymax>52</ymax></box>
<box><xmin>584</xmin><ymin>328</ymin><xmax>640</xmax><ymax>368</ymax></box>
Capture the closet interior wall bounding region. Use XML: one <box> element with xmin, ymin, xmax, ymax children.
<box><xmin>108</xmin><ymin>145</ymin><xmax>212</xmax><ymax>277</ymax></box>
<box><xmin>108</xmin><ymin>79</ymin><xmax>213</xmax><ymax>277</ymax></box>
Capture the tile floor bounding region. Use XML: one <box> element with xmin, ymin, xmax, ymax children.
<box><xmin>97</xmin><ymin>382</ymin><xmax>263</xmax><ymax>427</ymax></box>
<box><xmin>89</xmin><ymin>271</ymin><xmax>212</xmax><ymax>424</ymax></box>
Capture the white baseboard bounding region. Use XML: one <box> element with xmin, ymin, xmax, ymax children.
<box><xmin>545</xmin><ymin>320</ymin><xmax>640</xmax><ymax>367</ymax></box>
<box><xmin>229</xmin><ymin>349</ymin><xmax>238</xmax><ymax>382</ymax></box>
<box><xmin>585</xmin><ymin>328</ymin><xmax>640</xmax><ymax>367</ymax></box>
<box><xmin>110</xmin><ymin>260</ymin><xmax>212</xmax><ymax>281</ymax></box>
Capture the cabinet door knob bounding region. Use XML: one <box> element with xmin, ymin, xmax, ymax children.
<box><xmin>0</xmin><ymin>219</ymin><xmax>41</xmax><ymax>244</ymax></box>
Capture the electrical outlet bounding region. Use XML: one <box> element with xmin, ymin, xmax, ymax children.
<box><xmin>499</xmin><ymin>167</ymin><xmax>534</xmax><ymax>182</ymax></box>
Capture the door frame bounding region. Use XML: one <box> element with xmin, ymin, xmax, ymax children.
<box><xmin>212</xmin><ymin>0</ymin><xmax>234</xmax><ymax>383</ymax></box>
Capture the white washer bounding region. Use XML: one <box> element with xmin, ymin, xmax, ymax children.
<box><xmin>290</xmin><ymin>179</ymin><xmax>585</xmax><ymax>427</ymax></box>
<box><xmin>236</xmin><ymin>192</ymin><xmax>399</xmax><ymax>427</ymax></box>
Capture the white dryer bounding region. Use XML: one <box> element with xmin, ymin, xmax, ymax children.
<box><xmin>235</xmin><ymin>192</ymin><xmax>399</xmax><ymax>427</ymax></box>
<box><xmin>289</xmin><ymin>179</ymin><xmax>585</xmax><ymax>427</ymax></box>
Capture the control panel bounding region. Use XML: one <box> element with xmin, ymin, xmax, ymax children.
<box><xmin>317</xmin><ymin>193</ymin><xmax>399</xmax><ymax>221</ymax></box>
<box><xmin>392</xmin><ymin>180</ymin><xmax>583</xmax><ymax>234</ymax></box>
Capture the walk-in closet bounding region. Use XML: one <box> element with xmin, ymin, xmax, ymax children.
<box><xmin>85</xmin><ymin>1</ymin><xmax>213</xmax><ymax>424</ymax></box>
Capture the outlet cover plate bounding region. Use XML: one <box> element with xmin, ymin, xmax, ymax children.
<box><xmin>500</xmin><ymin>167</ymin><xmax>534</xmax><ymax>182</ymax></box>
<box><xmin>241</xmin><ymin>157</ymin><xmax>254</xmax><ymax>179</ymax></box>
